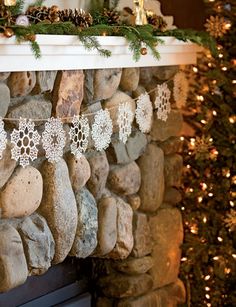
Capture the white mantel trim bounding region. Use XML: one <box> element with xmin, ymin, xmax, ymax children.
<box><xmin>0</xmin><ymin>35</ymin><xmax>201</xmax><ymax>72</ymax></box>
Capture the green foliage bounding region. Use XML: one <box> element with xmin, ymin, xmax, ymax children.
<box><xmin>8</xmin><ymin>0</ymin><xmax>24</xmax><ymax>15</ymax></box>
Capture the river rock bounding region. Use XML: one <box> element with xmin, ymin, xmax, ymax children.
<box><xmin>17</xmin><ymin>213</ymin><xmax>55</xmax><ymax>276</ymax></box>
<box><xmin>87</xmin><ymin>151</ymin><xmax>109</xmax><ymax>200</ymax></box>
<box><xmin>0</xmin><ymin>72</ymin><xmax>10</xmax><ymax>81</ymax></box>
<box><xmin>0</xmin><ymin>83</ymin><xmax>10</xmax><ymax>117</ymax></box>
<box><xmin>139</xmin><ymin>68</ymin><xmax>153</xmax><ymax>86</ymax></box>
<box><xmin>155</xmin><ymin>279</ymin><xmax>186</xmax><ymax>306</ymax></box>
<box><xmin>117</xmin><ymin>292</ymin><xmax>160</xmax><ymax>307</ymax></box>
<box><xmin>0</xmin><ymin>166</ymin><xmax>43</xmax><ymax>219</ymax></box>
<box><xmin>108</xmin><ymin>162</ymin><xmax>141</xmax><ymax>196</ymax></box>
<box><xmin>94</xmin><ymin>197</ymin><xmax>117</xmax><ymax>256</ymax></box>
<box><xmin>137</xmin><ymin>144</ymin><xmax>164</xmax><ymax>212</ymax></box>
<box><xmin>164</xmin><ymin>187</ymin><xmax>182</xmax><ymax>204</ymax></box>
<box><xmin>7</xmin><ymin>71</ymin><xmax>36</xmax><ymax>97</ymax></box>
<box><xmin>67</xmin><ymin>154</ymin><xmax>91</xmax><ymax>193</ymax></box>
<box><xmin>114</xmin><ymin>256</ymin><xmax>154</xmax><ymax>275</ymax></box>
<box><xmin>127</xmin><ymin>194</ymin><xmax>141</xmax><ymax>211</ymax></box>
<box><xmin>108</xmin><ymin>197</ymin><xmax>133</xmax><ymax>260</ymax></box>
<box><xmin>152</xmin><ymin>66</ymin><xmax>179</xmax><ymax>81</ymax></box>
<box><xmin>53</xmin><ymin>70</ymin><xmax>84</xmax><ymax>117</ymax></box>
<box><xmin>0</xmin><ymin>143</ymin><xmax>17</xmax><ymax>189</ymax></box>
<box><xmin>34</xmin><ymin>71</ymin><xmax>57</xmax><ymax>93</ymax></box>
<box><xmin>120</xmin><ymin>68</ymin><xmax>140</xmax><ymax>92</ymax></box>
<box><xmin>164</xmin><ymin>154</ymin><xmax>183</xmax><ymax>187</ymax></box>
<box><xmin>70</xmin><ymin>188</ymin><xmax>98</xmax><ymax>258</ymax></box>
<box><xmin>159</xmin><ymin>136</ymin><xmax>183</xmax><ymax>155</ymax></box>
<box><xmin>38</xmin><ymin>159</ymin><xmax>77</xmax><ymax>264</ymax></box>
<box><xmin>0</xmin><ymin>223</ymin><xmax>28</xmax><ymax>292</ymax></box>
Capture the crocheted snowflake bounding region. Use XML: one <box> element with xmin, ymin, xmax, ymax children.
<box><xmin>91</xmin><ymin>109</ymin><xmax>113</xmax><ymax>151</ymax></box>
<box><xmin>117</xmin><ymin>102</ymin><xmax>133</xmax><ymax>144</ymax></box>
<box><xmin>0</xmin><ymin>118</ymin><xmax>7</xmax><ymax>159</ymax></box>
<box><xmin>42</xmin><ymin>118</ymin><xmax>66</xmax><ymax>163</ymax></box>
<box><xmin>154</xmin><ymin>83</ymin><xmax>171</xmax><ymax>122</ymax></box>
<box><xmin>173</xmin><ymin>72</ymin><xmax>189</xmax><ymax>108</ymax></box>
<box><xmin>69</xmin><ymin>115</ymin><xmax>90</xmax><ymax>158</ymax></box>
<box><xmin>135</xmin><ymin>92</ymin><xmax>153</xmax><ymax>133</ymax></box>
<box><xmin>11</xmin><ymin>118</ymin><xmax>40</xmax><ymax>168</ymax></box>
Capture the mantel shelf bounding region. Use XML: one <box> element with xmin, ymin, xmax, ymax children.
<box><xmin>0</xmin><ymin>35</ymin><xmax>201</xmax><ymax>72</ymax></box>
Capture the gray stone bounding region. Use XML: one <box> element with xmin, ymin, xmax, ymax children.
<box><xmin>108</xmin><ymin>197</ymin><xmax>133</xmax><ymax>260</ymax></box>
<box><xmin>38</xmin><ymin>159</ymin><xmax>77</xmax><ymax>264</ymax></box>
<box><xmin>0</xmin><ymin>83</ymin><xmax>10</xmax><ymax>117</ymax></box>
<box><xmin>127</xmin><ymin>194</ymin><xmax>141</xmax><ymax>211</ymax></box>
<box><xmin>114</xmin><ymin>256</ymin><xmax>154</xmax><ymax>275</ymax></box>
<box><xmin>34</xmin><ymin>71</ymin><xmax>57</xmax><ymax>93</ymax></box>
<box><xmin>70</xmin><ymin>188</ymin><xmax>98</xmax><ymax>258</ymax></box>
<box><xmin>17</xmin><ymin>213</ymin><xmax>55</xmax><ymax>276</ymax></box>
<box><xmin>150</xmin><ymin>110</ymin><xmax>183</xmax><ymax>142</ymax></box>
<box><xmin>152</xmin><ymin>66</ymin><xmax>179</xmax><ymax>81</ymax></box>
<box><xmin>120</xmin><ymin>68</ymin><xmax>140</xmax><ymax>92</ymax></box>
<box><xmin>103</xmin><ymin>90</ymin><xmax>135</xmax><ymax>133</ymax></box>
<box><xmin>0</xmin><ymin>166</ymin><xmax>43</xmax><ymax>219</ymax></box>
<box><xmin>94</xmin><ymin>197</ymin><xmax>117</xmax><ymax>256</ymax></box>
<box><xmin>159</xmin><ymin>136</ymin><xmax>183</xmax><ymax>155</ymax></box>
<box><xmin>164</xmin><ymin>187</ymin><xmax>182</xmax><ymax>205</ymax></box>
<box><xmin>66</xmin><ymin>154</ymin><xmax>91</xmax><ymax>193</ymax></box>
<box><xmin>107</xmin><ymin>130</ymin><xmax>147</xmax><ymax>165</ymax></box>
<box><xmin>132</xmin><ymin>85</ymin><xmax>146</xmax><ymax>99</ymax></box>
<box><xmin>7</xmin><ymin>72</ymin><xmax>36</xmax><ymax>97</ymax></box>
<box><xmin>164</xmin><ymin>154</ymin><xmax>183</xmax><ymax>187</ymax></box>
<box><xmin>7</xmin><ymin>95</ymin><xmax>52</xmax><ymax>126</ymax></box>
<box><xmin>0</xmin><ymin>223</ymin><xmax>28</xmax><ymax>292</ymax></box>
<box><xmin>108</xmin><ymin>162</ymin><xmax>141</xmax><ymax>196</ymax></box>
<box><xmin>87</xmin><ymin>151</ymin><xmax>109</xmax><ymax>200</ymax></box>
<box><xmin>0</xmin><ymin>143</ymin><xmax>17</xmax><ymax>189</ymax></box>
<box><xmin>139</xmin><ymin>68</ymin><xmax>153</xmax><ymax>86</ymax></box>
<box><xmin>0</xmin><ymin>72</ymin><xmax>10</xmax><ymax>81</ymax></box>
<box><xmin>137</xmin><ymin>144</ymin><xmax>164</xmax><ymax>212</ymax></box>
<box><xmin>155</xmin><ymin>279</ymin><xmax>186</xmax><ymax>306</ymax></box>
<box><xmin>132</xmin><ymin>212</ymin><xmax>153</xmax><ymax>258</ymax></box>
<box><xmin>99</xmin><ymin>273</ymin><xmax>153</xmax><ymax>299</ymax></box>
<box><xmin>117</xmin><ymin>292</ymin><xmax>161</xmax><ymax>307</ymax></box>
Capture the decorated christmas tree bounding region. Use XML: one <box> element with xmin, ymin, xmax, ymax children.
<box><xmin>179</xmin><ymin>0</ymin><xmax>236</xmax><ymax>306</ymax></box>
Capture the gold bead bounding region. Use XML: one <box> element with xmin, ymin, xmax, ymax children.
<box><xmin>140</xmin><ymin>47</ymin><xmax>147</xmax><ymax>55</ymax></box>
<box><xmin>4</xmin><ymin>27</ymin><xmax>14</xmax><ymax>38</ymax></box>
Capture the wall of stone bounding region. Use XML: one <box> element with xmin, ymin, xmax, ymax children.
<box><xmin>0</xmin><ymin>65</ymin><xmax>185</xmax><ymax>306</ymax></box>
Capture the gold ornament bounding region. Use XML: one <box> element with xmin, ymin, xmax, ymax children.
<box><xmin>4</xmin><ymin>27</ymin><xmax>14</xmax><ymax>37</ymax></box>
<box><xmin>3</xmin><ymin>0</ymin><xmax>16</xmax><ymax>6</ymax></box>
<box><xmin>140</xmin><ymin>47</ymin><xmax>147</xmax><ymax>55</ymax></box>
<box><xmin>205</xmin><ymin>15</ymin><xmax>230</xmax><ymax>38</ymax></box>
<box><xmin>133</xmin><ymin>0</ymin><xmax>147</xmax><ymax>25</ymax></box>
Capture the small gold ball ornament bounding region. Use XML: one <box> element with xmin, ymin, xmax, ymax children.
<box><xmin>4</xmin><ymin>27</ymin><xmax>14</xmax><ymax>38</ymax></box>
<box><xmin>140</xmin><ymin>47</ymin><xmax>147</xmax><ymax>55</ymax></box>
<box><xmin>25</xmin><ymin>33</ymin><xmax>36</xmax><ymax>42</ymax></box>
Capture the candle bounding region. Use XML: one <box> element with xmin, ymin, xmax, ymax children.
<box><xmin>4</xmin><ymin>0</ymin><xmax>16</xmax><ymax>6</ymax></box>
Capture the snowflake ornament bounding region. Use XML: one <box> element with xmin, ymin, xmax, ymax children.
<box><xmin>173</xmin><ymin>72</ymin><xmax>189</xmax><ymax>108</ymax></box>
<box><xmin>154</xmin><ymin>83</ymin><xmax>171</xmax><ymax>122</ymax></box>
<box><xmin>11</xmin><ymin>118</ymin><xmax>40</xmax><ymax>168</ymax></box>
<box><xmin>42</xmin><ymin>118</ymin><xmax>66</xmax><ymax>163</ymax></box>
<box><xmin>91</xmin><ymin>109</ymin><xmax>113</xmax><ymax>151</ymax></box>
<box><xmin>69</xmin><ymin>115</ymin><xmax>90</xmax><ymax>159</ymax></box>
<box><xmin>117</xmin><ymin>102</ymin><xmax>134</xmax><ymax>144</ymax></box>
<box><xmin>205</xmin><ymin>15</ymin><xmax>230</xmax><ymax>38</ymax></box>
<box><xmin>225</xmin><ymin>209</ymin><xmax>236</xmax><ymax>232</ymax></box>
<box><xmin>135</xmin><ymin>92</ymin><xmax>153</xmax><ymax>133</ymax></box>
<box><xmin>0</xmin><ymin>118</ymin><xmax>7</xmax><ymax>159</ymax></box>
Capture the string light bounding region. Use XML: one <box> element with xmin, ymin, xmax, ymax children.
<box><xmin>217</xmin><ymin>237</ymin><xmax>223</xmax><ymax>242</ymax></box>
<box><xmin>204</xmin><ymin>275</ymin><xmax>211</xmax><ymax>281</ymax></box>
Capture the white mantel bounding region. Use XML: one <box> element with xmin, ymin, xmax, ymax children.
<box><xmin>0</xmin><ymin>35</ymin><xmax>201</xmax><ymax>72</ymax></box>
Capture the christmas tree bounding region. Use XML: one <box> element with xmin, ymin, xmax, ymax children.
<box><xmin>179</xmin><ymin>0</ymin><xmax>236</xmax><ymax>306</ymax></box>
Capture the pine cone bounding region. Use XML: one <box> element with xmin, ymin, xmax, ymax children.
<box><xmin>59</xmin><ymin>9</ymin><xmax>93</xmax><ymax>28</ymax></box>
<box><xmin>25</xmin><ymin>6</ymin><xmax>50</xmax><ymax>23</ymax></box>
<box><xmin>147</xmin><ymin>14</ymin><xmax>167</xmax><ymax>31</ymax></box>
<box><xmin>0</xmin><ymin>4</ymin><xmax>12</xmax><ymax>24</ymax></box>
<box><xmin>102</xmin><ymin>8</ymin><xmax>119</xmax><ymax>25</ymax></box>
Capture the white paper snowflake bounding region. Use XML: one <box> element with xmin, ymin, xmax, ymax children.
<box><xmin>173</xmin><ymin>72</ymin><xmax>189</xmax><ymax>108</ymax></box>
<box><xmin>154</xmin><ymin>83</ymin><xmax>171</xmax><ymax>122</ymax></box>
<box><xmin>69</xmin><ymin>115</ymin><xmax>90</xmax><ymax>159</ymax></box>
<box><xmin>117</xmin><ymin>102</ymin><xmax>133</xmax><ymax>144</ymax></box>
<box><xmin>135</xmin><ymin>92</ymin><xmax>153</xmax><ymax>133</ymax></box>
<box><xmin>11</xmin><ymin>118</ymin><xmax>40</xmax><ymax>168</ymax></box>
<box><xmin>42</xmin><ymin>118</ymin><xmax>66</xmax><ymax>163</ymax></box>
<box><xmin>0</xmin><ymin>118</ymin><xmax>7</xmax><ymax>159</ymax></box>
<box><xmin>91</xmin><ymin>109</ymin><xmax>113</xmax><ymax>151</ymax></box>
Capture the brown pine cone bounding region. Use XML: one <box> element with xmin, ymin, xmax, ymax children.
<box><xmin>0</xmin><ymin>4</ymin><xmax>12</xmax><ymax>25</ymax></box>
<box><xmin>25</xmin><ymin>6</ymin><xmax>50</xmax><ymax>23</ymax></box>
<box><xmin>59</xmin><ymin>8</ymin><xmax>93</xmax><ymax>28</ymax></box>
<box><xmin>147</xmin><ymin>14</ymin><xmax>167</xmax><ymax>31</ymax></box>
<box><xmin>103</xmin><ymin>8</ymin><xmax>119</xmax><ymax>25</ymax></box>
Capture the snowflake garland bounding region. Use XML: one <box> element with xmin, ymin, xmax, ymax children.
<box><xmin>117</xmin><ymin>102</ymin><xmax>134</xmax><ymax>144</ymax></box>
<box><xmin>69</xmin><ymin>115</ymin><xmax>90</xmax><ymax>159</ymax></box>
<box><xmin>11</xmin><ymin>118</ymin><xmax>40</xmax><ymax>168</ymax></box>
<box><xmin>205</xmin><ymin>15</ymin><xmax>230</xmax><ymax>38</ymax></box>
<box><xmin>154</xmin><ymin>83</ymin><xmax>171</xmax><ymax>122</ymax></box>
<box><xmin>91</xmin><ymin>109</ymin><xmax>113</xmax><ymax>151</ymax></box>
<box><xmin>0</xmin><ymin>118</ymin><xmax>7</xmax><ymax>159</ymax></box>
<box><xmin>135</xmin><ymin>92</ymin><xmax>153</xmax><ymax>133</ymax></box>
<box><xmin>173</xmin><ymin>72</ymin><xmax>189</xmax><ymax>108</ymax></box>
<box><xmin>42</xmin><ymin>117</ymin><xmax>66</xmax><ymax>163</ymax></box>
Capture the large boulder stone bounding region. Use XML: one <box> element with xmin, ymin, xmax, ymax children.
<box><xmin>70</xmin><ymin>188</ymin><xmax>98</xmax><ymax>258</ymax></box>
<box><xmin>108</xmin><ymin>197</ymin><xmax>133</xmax><ymax>260</ymax></box>
<box><xmin>164</xmin><ymin>187</ymin><xmax>182</xmax><ymax>205</ymax></box>
<box><xmin>0</xmin><ymin>223</ymin><xmax>28</xmax><ymax>292</ymax></box>
<box><xmin>17</xmin><ymin>213</ymin><xmax>55</xmax><ymax>276</ymax></box>
<box><xmin>38</xmin><ymin>159</ymin><xmax>77</xmax><ymax>264</ymax></box>
<box><xmin>132</xmin><ymin>212</ymin><xmax>153</xmax><ymax>258</ymax></box>
<box><xmin>155</xmin><ymin>279</ymin><xmax>186</xmax><ymax>306</ymax></box>
<box><xmin>139</xmin><ymin>68</ymin><xmax>153</xmax><ymax>86</ymax></box>
<box><xmin>87</xmin><ymin>151</ymin><xmax>109</xmax><ymax>200</ymax></box>
<box><xmin>120</xmin><ymin>68</ymin><xmax>140</xmax><ymax>92</ymax></box>
<box><xmin>117</xmin><ymin>292</ymin><xmax>160</xmax><ymax>307</ymax></box>
<box><xmin>34</xmin><ymin>71</ymin><xmax>57</xmax><ymax>93</ymax></box>
<box><xmin>164</xmin><ymin>154</ymin><xmax>183</xmax><ymax>188</ymax></box>
<box><xmin>7</xmin><ymin>72</ymin><xmax>36</xmax><ymax>97</ymax></box>
<box><xmin>159</xmin><ymin>136</ymin><xmax>183</xmax><ymax>155</ymax></box>
<box><xmin>114</xmin><ymin>256</ymin><xmax>154</xmax><ymax>275</ymax></box>
<box><xmin>137</xmin><ymin>144</ymin><xmax>164</xmax><ymax>212</ymax></box>
<box><xmin>150</xmin><ymin>110</ymin><xmax>183</xmax><ymax>142</ymax></box>
<box><xmin>52</xmin><ymin>70</ymin><xmax>84</xmax><ymax>117</ymax></box>
<box><xmin>94</xmin><ymin>197</ymin><xmax>117</xmax><ymax>256</ymax></box>
<box><xmin>0</xmin><ymin>83</ymin><xmax>10</xmax><ymax>117</ymax></box>
<box><xmin>0</xmin><ymin>166</ymin><xmax>43</xmax><ymax>219</ymax></box>
<box><xmin>108</xmin><ymin>162</ymin><xmax>141</xmax><ymax>196</ymax></box>
<box><xmin>99</xmin><ymin>274</ymin><xmax>153</xmax><ymax>299</ymax></box>
<box><xmin>0</xmin><ymin>72</ymin><xmax>10</xmax><ymax>81</ymax></box>
<box><xmin>127</xmin><ymin>194</ymin><xmax>141</xmax><ymax>211</ymax></box>
<box><xmin>152</xmin><ymin>66</ymin><xmax>179</xmax><ymax>81</ymax></box>
<box><xmin>0</xmin><ymin>143</ymin><xmax>17</xmax><ymax>189</ymax></box>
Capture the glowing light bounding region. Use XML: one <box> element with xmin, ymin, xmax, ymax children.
<box><xmin>232</xmin><ymin>80</ymin><xmax>236</xmax><ymax>84</ymax></box>
<box><xmin>181</xmin><ymin>207</ymin><xmax>185</xmax><ymax>211</ymax></box>
<box><xmin>217</xmin><ymin>237</ymin><xmax>223</xmax><ymax>242</ymax></box>
<box><xmin>193</xmin><ymin>67</ymin><xmax>198</xmax><ymax>73</ymax></box>
<box><xmin>197</xmin><ymin>95</ymin><xmax>204</xmax><ymax>102</ymax></box>
<box><xmin>181</xmin><ymin>257</ymin><xmax>187</xmax><ymax>262</ymax></box>
<box><xmin>180</xmin><ymin>136</ymin><xmax>185</xmax><ymax>141</ymax></box>
<box><xmin>203</xmin><ymin>217</ymin><xmax>207</xmax><ymax>223</ymax></box>
<box><xmin>232</xmin><ymin>254</ymin><xmax>236</xmax><ymax>259</ymax></box>
<box><xmin>221</xmin><ymin>66</ymin><xmax>227</xmax><ymax>71</ymax></box>
<box><xmin>208</xmin><ymin>193</ymin><xmax>214</xmax><ymax>197</ymax></box>
<box><xmin>229</xmin><ymin>116</ymin><xmax>236</xmax><ymax>124</ymax></box>
<box><xmin>225</xmin><ymin>268</ymin><xmax>231</xmax><ymax>274</ymax></box>
<box><xmin>218</xmin><ymin>53</ymin><xmax>223</xmax><ymax>58</ymax></box>
<box><xmin>205</xmin><ymin>294</ymin><xmax>210</xmax><ymax>300</ymax></box>
<box><xmin>205</xmin><ymin>287</ymin><xmax>210</xmax><ymax>291</ymax></box>
<box><xmin>213</xmin><ymin>256</ymin><xmax>219</xmax><ymax>260</ymax></box>
<box><xmin>201</xmin><ymin>183</ymin><xmax>208</xmax><ymax>191</ymax></box>
<box><xmin>201</xmin><ymin>120</ymin><xmax>207</xmax><ymax>124</ymax></box>
<box><xmin>212</xmin><ymin>110</ymin><xmax>217</xmax><ymax>116</ymax></box>
<box><xmin>190</xmin><ymin>224</ymin><xmax>198</xmax><ymax>234</ymax></box>
<box><xmin>225</xmin><ymin>22</ymin><xmax>231</xmax><ymax>30</ymax></box>
<box><xmin>230</xmin><ymin>201</ymin><xmax>234</xmax><ymax>207</ymax></box>
<box><xmin>198</xmin><ymin>196</ymin><xmax>203</xmax><ymax>203</ymax></box>
<box><xmin>204</xmin><ymin>275</ymin><xmax>211</xmax><ymax>281</ymax></box>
